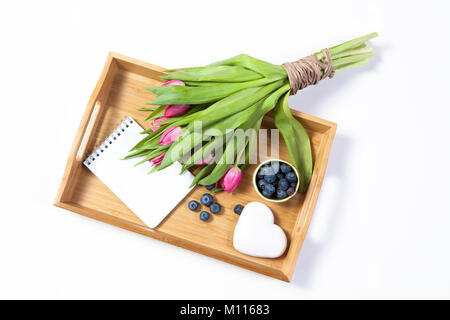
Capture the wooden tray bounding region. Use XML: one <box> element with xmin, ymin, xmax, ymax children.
<box><xmin>54</xmin><ymin>52</ymin><xmax>336</xmax><ymax>282</ymax></box>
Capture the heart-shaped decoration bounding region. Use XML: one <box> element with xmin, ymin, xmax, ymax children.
<box><xmin>233</xmin><ymin>202</ymin><xmax>287</xmax><ymax>258</ymax></box>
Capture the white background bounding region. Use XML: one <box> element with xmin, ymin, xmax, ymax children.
<box><xmin>1</xmin><ymin>0</ymin><xmax>449</xmax><ymax>299</ymax></box>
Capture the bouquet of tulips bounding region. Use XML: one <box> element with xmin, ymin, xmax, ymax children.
<box><xmin>125</xmin><ymin>33</ymin><xmax>377</xmax><ymax>193</ymax></box>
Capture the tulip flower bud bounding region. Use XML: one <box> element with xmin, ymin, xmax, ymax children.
<box><xmin>164</xmin><ymin>104</ymin><xmax>189</xmax><ymax>117</ymax></box>
<box><xmin>158</xmin><ymin>126</ymin><xmax>183</xmax><ymax>145</ymax></box>
<box><xmin>161</xmin><ymin>79</ymin><xmax>185</xmax><ymax>86</ymax></box>
<box><xmin>148</xmin><ymin>152</ymin><xmax>167</xmax><ymax>167</ymax></box>
<box><xmin>196</xmin><ymin>153</ymin><xmax>213</xmax><ymax>165</ymax></box>
<box><xmin>220</xmin><ymin>167</ymin><xmax>242</xmax><ymax>193</ymax></box>
<box><xmin>151</xmin><ymin>116</ymin><xmax>169</xmax><ymax>131</ymax></box>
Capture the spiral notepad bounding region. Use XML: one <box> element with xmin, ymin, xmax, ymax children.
<box><xmin>83</xmin><ymin>117</ymin><xmax>194</xmax><ymax>228</ymax></box>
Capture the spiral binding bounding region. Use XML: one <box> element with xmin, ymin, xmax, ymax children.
<box><xmin>83</xmin><ymin>117</ymin><xmax>134</xmax><ymax>166</ymax></box>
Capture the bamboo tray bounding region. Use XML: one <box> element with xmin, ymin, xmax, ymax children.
<box><xmin>54</xmin><ymin>52</ymin><xmax>337</xmax><ymax>282</ymax></box>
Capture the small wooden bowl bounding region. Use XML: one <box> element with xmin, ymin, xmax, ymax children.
<box><xmin>253</xmin><ymin>159</ymin><xmax>300</xmax><ymax>203</ymax></box>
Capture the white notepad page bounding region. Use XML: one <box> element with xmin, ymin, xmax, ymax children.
<box><xmin>83</xmin><ymin>117</ymin><xmax>194</xmax><ymax>228</ymax></box>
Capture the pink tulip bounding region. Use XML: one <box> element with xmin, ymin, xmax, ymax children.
<box><xmin>158</xmin><ymin>126</ymin><xmax>183</xmax><ymax>145</ymax></box>
<box><xmin>164</xmin><ymin>104</ymin><xmax>189</xmax><ymax>117</ymax></box>
<box><xmin>196</xmin><ymin>153</ymin><xmax>213</xmax><ymax>165</ymax></box>
<box><xmin>151</xmin><ymin>116</ymin><xmax>169</xmax><ymax>131</ymax></box>
<box><xmin>220</xmin><ymin>167</ymin><xmax>242</xmax><ymax>193</ymax></box>
<box><xmin>148</xmin><ymin>152</ymin><xmax>167</xmax><ymax>167</ymax></box>
<box><xmin>161</xmin><ymin>79</ymin><xmax>185</xmax><ymax>86</ymax></box>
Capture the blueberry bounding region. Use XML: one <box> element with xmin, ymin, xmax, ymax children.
<box><xmin>270</xmin><ymin>161</ymin><xmax>280</xmax><ymax>174</ymax></box>
<box><xmin>210</xmin><ymin>202</ymin><xmax>221</xmax><ymax>214</ymax></box>
<box><xmin>200</xmin><ymin>193</ymin><xmax>214</xmax><ymax>206</ymax></box>
<box><xmin>290</xmin><ymin>181</ymin><xmax>297</xmax><ymax>188</ymax></box>
<box><xmin>200</xmin><ymin>211</ymin><xmax>210</xmax><ymax>221</ymax></box>
<box><xmin>264</xmin><ymin>183</ymin><xmax>275</xmax><ymax>195</ymax></box>
<box><xmin>188</xmin><ymin>200</ymin><xmax>199</xmax><ymax>211</ymax></box>
<box><xmin>286</xmin><ymin>187</ymin><xmax>295</xmax><ymax>196</ymax></box>
<box><xmin>276</xmin><ymin>189</ymin><xmax>287</xmax><ymax>199</ymax></box>
<box><xmin>280</xmin><ymin>163</ymin><xmax>292</xmax><ymax>173</ymax></box>
<box><xmin>276</xmin><ymin>173</ymin><xmax>285</xmax><ymax>180</ymax></box>
<box><xmin>286</xmin><ymin>172</ymin><xmax>297</xmax><ymax>183</ymax></box>
<box><xmin>260</xmin><ymin>164</ymin><xmax>274</xmax><ymax>176</ymax></box>
<box><xmin>257</xmin><ymin>170</ymin><xmax>264</xmax><ymax>179</ymax></box>
<box><xmin>264</xmin><ymin>174</ymin><xmax>276</xmax><ymax>184</ymax></box>
<box><xmin>205</xmin><ymin>184</ymin><xmax>215</xmax><ymax>191</ymax></box>
<box><xmin>257</xmin><ymin>179</ymin><xmax>266</xmax><ymax>190</ymax></box>
<box><xmin>234</xmin><ymin>204</ymin><xmax>244</xmax><ymax>215</ymax></box>
<box><xmin>262</xmin><ymin>189</ymin><xmax>274</xmax><ymax>198</ymax></box>
<box><xmin>278</xmin><ymin>178</ymin><xmax>289</xmax><ymax>191</ymax></box>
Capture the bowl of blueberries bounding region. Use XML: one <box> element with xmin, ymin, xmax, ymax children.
<box><xmin>253</xmin><ymin>159</ymin><xmax>299</xmax><ymax>202</ymax></box>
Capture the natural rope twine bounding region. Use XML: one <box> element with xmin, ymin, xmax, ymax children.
<box><xmin>282</xmin><ymin>48</ymin><xmax>335</xmax><ymax>95</ymax></box>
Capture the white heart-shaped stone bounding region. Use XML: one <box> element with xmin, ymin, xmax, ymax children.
<box><xmin>233</xmin><ymin>202</ymin><xmax>287</xmax><ymax>258</ymax></box>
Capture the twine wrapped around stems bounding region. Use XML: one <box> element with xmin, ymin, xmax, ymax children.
<box><xmin>282</xmin><ymin>48</ymin><xmax>335</xmax><ymax>95</ymax></box>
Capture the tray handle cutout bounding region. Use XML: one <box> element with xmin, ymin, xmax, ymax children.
<box><xmin>76</xmin><ymin>101</ymin><xmax>102</xmax><ymax>162</ymax></box>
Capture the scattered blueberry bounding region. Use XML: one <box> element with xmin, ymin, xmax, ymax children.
<box><xmin>210</xmin><ymin>202</ymin><xmax>221</xmax><ymax>214</ymax></box>
<box><xmin>264</xmin><ymin>183</ymin><xmax>275</xmax><ymax>195</ymax></box>
<box><xmin>286</xmin><ymin>187</ymin><xmax>295</xmax><ymax>196</ymax></box>
<box><xmin>286</xmin><ymin>172</ymin><xmax>297</xmax><ymax>183</ymax></box>
<box><xmin>201</xmin><ymin>193</ymin><xmax>214</xmax><ymax>206</ymax></box>
<box><xmin>278</xmin><ymin>178</ymin><xmax>289</xmax><ymax>191</ymax></box>
<box><xmin>276</xmin><ymin>189</ymin><xmax>287</xmax><ymax>199</ymax></box>
<box><xmin>188</xmin><ymin>200</ymin><xmax>199</xmax><ymax>211</ymax></box>
<box><xmin>234</xmin><ymin>204</ymin><xmax>244</xmax><ymax>215</ymax></box>
<box><xmin>276</xmin><ymin>173</ymin><xmax>285</xmax><ymax>180</ymax></box>
<box><xmin>205</xmin><ymin>184</ymin><xmax>215</xmax><ymax>191</ymax></box>
<box><xmin>280</xmin><ymin>163</ymin><xmax>292</xmax><ymax>173</ymax></box>
<box><xmin>264</xmin><ymin>174</ymin><xmax>276</xmax><ymax>184</ymax></box>
<box><xmin>257</xmin><ymin>179</ymin><xmax>266</xmax><ymax>190</ymax></box>
<box><xmin>200</xmin><ymin>211</ymin><xmax>210</xmax><ymax>221</ymax></box>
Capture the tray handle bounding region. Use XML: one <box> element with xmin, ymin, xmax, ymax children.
<box><xmin>75</xmin><ymin>101</ymin><xmax>102</xmax><ymax>162</ymax></box>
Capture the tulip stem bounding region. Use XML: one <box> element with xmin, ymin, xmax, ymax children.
<box><xmin>235</xmin><ymin>140</ymin><xmax>248</xmax><ymax>166</ymax></box>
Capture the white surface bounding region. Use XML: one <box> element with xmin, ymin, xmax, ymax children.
<box><xmin>83</xmin><ymin>117</ymin><xmax>193</xmax><ymax>228</ymax></box>
<box><xmin>1</xmin><ymin>0</ymin><xmax>450</xmax><ymax>299</ymax></box>
<box><xmin>233</xmin><ymin>202</ymin><xmax>287</xmax><ymax>258</ymax></box>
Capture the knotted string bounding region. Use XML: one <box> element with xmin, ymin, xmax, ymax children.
<box><xmin>282</xmin><ymin>48</ymin><xmax>335</xmax><ymax>95</ymax></box>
